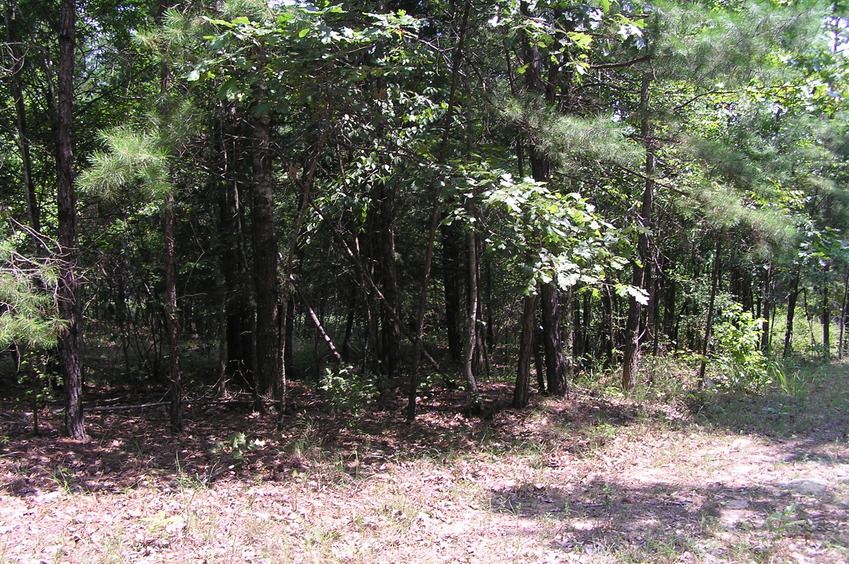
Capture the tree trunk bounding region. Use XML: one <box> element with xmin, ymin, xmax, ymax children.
<box><xmin>57</xmin><ymin>0</ymin><xmax>86</xmax><ymax>440</ymax></box>
<box><xmin>838</xmin><ymin>270</ymin><xmax>849</xmax><ymax>359</ymax></box>
<box><xmin>250</xmin><ymin>94</ymin><xmax>279</xmax><ymax>400</ymax></box>
<box><xmin>697</xmin><ymin>238</ymin><xmax>722</xmax><ymax>387</ymax></box>
<box><xmin>284</xmin><ymin>295</ymin><xmax>295</xmax><ymax>376</ymax></box>
<box><xmin>760</xmin><ymin>263</ymin><xmax>773</xmax><ymax>353</ymax></box>
<box><xmin>822</xmin><ymin>263</ymin><xmax>831</xmax><ymax>359</ymax></box>
<box><xmin>6</xmin><ymin>0</ymin><xmax>40</xmax><ymax>233</ymax></box>
<box><xmin>442</xmin><ymin>223</ymin><xmax>464</xmax><ymax>366</ymax></box>
<box><xmin>650</xmin><ymin>259</ymin><xmax>662</xmax><ymax>357</ymax></box>
<box><xmin>513</xmin><ymin>293</ymin><xmax>538</xmax><ymax>409</ymax></box>
<box><xmin>294</xmin><ymin>280</ymin><xmax>343</xmax><ymax>364</ymax></box>
<box><xmin>379</xmin><ymin>188</ymin><xmax>401</xmax><ymax>381</ymax></box>
<box><xmin>164</xmin><ymin>192</ymin><xmax>182</xmax><ymax>433</ymax></box>
<box><xmin>463</xmin><ymin>223</ymin><xmax>481</xmax><ymax>410</ymax></box>
<box><xmin>342</xmin><ymin>285</ymin><xmax>356</xmax><ymax>361</ymax></box>
<box><xmin>514</xmin><ymin>0</ymin><xmax>572</xmax><ymax>396</ymax></box>
<box><xmin>533</xmin><ymin>324</ymin><xmax>545</xmax><ymax>393</ymax></box>
<box><xmin>406</xmin><ymin>0</ymin><xmax>471</xmax><ymax>421</ymax></box>
<box><xmin>540</xmin><ymin>283</ymin><xmax>567</xmax><ymax>396</ymax></box>
<box><xmin>783</xmin><ymin>268</ymin><xmax>800</xmax><ymax>358</ymax></box>
<box><xmin>275</xmin><ymin>300</ymin><xmax>287</xmax><ymax>429</ymax></box>
<box><xmin>621</xmin><ymin>73</ymin><xmax>655</xmax><ymax>392</ymax></box>
<box><xmin>803</xmin><ymin>287</ymin><xmax>817</xmax><ymax>352</ymax></box>
<box><xmin>663</xmin><ymin>270</ymin><xmax>677</xmax><ymax>346</ymax></box>
<box><xmin>219</xmin><ymin>117</ymin><xmax>254</xmax><ymax>385</ymax></box>
<box><xmin>159</xmin><ymin>0</ymin><xmax>181</xmax><ymax>433</ymax></box>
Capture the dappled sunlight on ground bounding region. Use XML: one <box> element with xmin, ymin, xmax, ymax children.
<box><xmin>1</xmin><ymin>368</ymin><xmax>848</xmax><ymax>562</ymax></box>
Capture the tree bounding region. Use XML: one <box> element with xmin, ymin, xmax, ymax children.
<box><xmin>56</xmin><ymin>0</ymin><xmax>87</xmax><ymax>440</ymax></box>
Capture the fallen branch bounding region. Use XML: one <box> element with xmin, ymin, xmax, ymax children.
<box><xmin>86</xmin><ymin>401</ymin><xmax>169</xmax><ymax>412</ymax></box>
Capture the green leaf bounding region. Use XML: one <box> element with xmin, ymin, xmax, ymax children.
<box><xmin>615</xmin><ymin>284</ymin><xmax>649</xmax><ymax>305</ymax></box>
<box><xmin>567</xmin><ymin>31</ymin><xmax>593</xmax><ymax>50</ymax></box>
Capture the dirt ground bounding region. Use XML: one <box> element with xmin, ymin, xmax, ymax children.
<box><xmin>0</xmin><ymin>367</ymin><xmax>847</xmax><ymax>563</ymax></box>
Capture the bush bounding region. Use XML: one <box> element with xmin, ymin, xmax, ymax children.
<box><xmin>319</xmin><ymin>365</ymin><xmax>378</xmax><ymax>414</ymax></box>
<box><xmin>710</xmin><ymin>302</ymin><xmax>772</xmax><ymax>391</ymax></box>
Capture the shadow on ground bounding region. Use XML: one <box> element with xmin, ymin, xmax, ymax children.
<box><xmin>1</xmin><ymin>363</ymin><xmax>848</xmax><ymax>504</ymax></box>
<box><xmin>487</xmin><ymin>475</ymin><xmax>849</xmax><ymax>557</ymax></box>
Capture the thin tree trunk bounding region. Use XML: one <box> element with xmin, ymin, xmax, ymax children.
<box><xmin>622</xmin><ymin>73</ymin><xmax>655</xmax><ymax>392</ymax></box>
<box><xmin>6</xmin><ymin>0</ymin><xmax>40</xmax><ymax>232</ymax></box>
<box><xmin>342</xmin><ymin>288</ymin><xmax>356</xmax><ymax>361</ymax></box>
<box><xmin>650</xmin><ymin>259</ymin><xmax>662</xmax><ymax>357</ymax></box>
<box><xmin>442</xmin><ymin>223</ymin><xmax>464</xmax><ymax>366</ymax></box>
<box><xmin>571</xmin><ymin>289</ymin><xmax>582</xmax><ymax>363</ymax></box>
<box><xmin>284</xmin><ymin>296</ymin><xmax>294</xmax><ymax>375</ymax></box>
<box><xmin>219</xmin><ymin>106</ymin><xmax>254</xmax><ymax>385</ymax></box>
<box><xmin>783</xmin><ymin>268</ymin><xmax>800</xmax><ymax>358</ymax></box>
<box><xmin>57</xmin><ymin>0</ymin><xmax>86</xmax><ymax>440</ymax></box>
<box><xmin>210</xmin><ymin>118</ymin><xmax>230</xmax><ymax>396</ymax></box>
<box><xmin>276</xmin><ymin>122</ymin><xmax>326</xmax><ymax>416</ymax></box>
<box><xmin>164</xmin><ymin>192</ymin><xmax>182</xmax><ymax>432</ymax></box>
<box><xmin>215</xmin><ymin>248</ymin><xmax>228</xmax><ymax>395</ymax></box>
<box><xmin>697</xmin><ymin>238</ymin><xmax>722</xmax><ymax>387</ymax></box>
<box><xmin>463</xmin><ymin>223</ymin><xmax>481</xmax><ymax>411</ymax></box>
<box><xmin>839</xmin><ymin>270</ymin><xmax>849</xmax><ymax>359</ymax></box>
<box><xmin>804</xmin><ymin>288</ymin><xmax>816</xmax><ymax>352</ymax></box>
<box><xmin>293</xmin><ymin>278</ymin><xmax>343</xmax><ymax>364</ymax></box>
<box><xmin>533</xmin><ymin>324</ymin><xmax>545</xmax><ymax>393</ymax></box>
<box><xmin>603</xmin><ymin>286</ymin><xmax>616</xmax><ymax>367</ymax></box>
<box><xmin>275</xmin><ymin>301</ymin><xmax>287</xmax><ymax>429</ymax></box>
<box><xmin>159</xmin><ymin>0</ymin><xmax>181</xmax><ymax>433</ymax></box>
<box><xmin>405</xmin><ymin>0</ymin><xmax>471</xmax><ymax>421</ymax></box>
<box><xmin>581</xmin><ymin>291</ymin><xmax>592</xmax><ymax>367</ymax></box>
<box><xmin>822</xmin><ymin>263</ymin><xmax>831</xmax><ymax>359</ymax></box>
<box><xmin>761</xmin><ymin>263</ymin><xmax>773</xmax><ymax>353</ymax></box>
<box><xmin>379</xmin><ymin>188</ymin><xmax>401</xmax><ymax>381</ymax></box>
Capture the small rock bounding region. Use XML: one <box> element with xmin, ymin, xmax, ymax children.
<box><xmin>726</xmin><ymin>499</ymin><xmax>749</xmax><ymax>509</ymax></box>
<box><xmin>785</xmin><ymin>479</ymin><xmax>827</xmax><ymax>496</ymax></box>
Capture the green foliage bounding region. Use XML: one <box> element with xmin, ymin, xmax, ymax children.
<box><xmin>4</xmin><ymin>0</ymin><xmax>849</xmax><ymax>429</ymax></box>
<box><xmin>654</xmin><ymin>0</ymin><xmax>824</xmax><ymax>85</ymax></box>
<box><xmin>17</xmin><ymin>351</ymin><xmax>58</xmax><ymax>404</ymax></box>
<box><xmin>707</xmin><ymin>302</ymin><xmax>774</xmax><ymax>391</ymax></box>
<box><xmin>181</xmin><ymin>2</ymin><xmax>429</xmax><ymax>110</ymax></box>
<box><xmin>320</xmin><ymin>365</ymin><xmax>379</xmax><ymax>414</ymax></box>
<box><xmin>499</xmin><ymin>94</ymin><xmax>641</xmax><ymax>168</ymax></box>
<box><xmin>772</xmin><ymin>362</ymin><xmax>808</xmax><ymax>400</ymax></box>
<box><xmin>0</xmin><ymin>227</ymin><xmax>64</xmax><ymax>350</ymax></box>
<box><xmin>80</xmin><ymin>127</ymin><xmax>171</xmax><ymax>199</ymax></box>
<box><xmin>468</xmin><ymin>169</ymin><xmax>631</xmax><ymax>295</ymax></box>
<box><xmin>77</xmin><ymin>103</ymin><xmax>202</xmax><ymax>203</ymax></box>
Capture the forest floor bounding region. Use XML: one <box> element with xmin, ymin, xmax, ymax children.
<box><xmin>0</xmin><ymin>361</ymin><xmax>848</xmax><ymax>563</ymax></box>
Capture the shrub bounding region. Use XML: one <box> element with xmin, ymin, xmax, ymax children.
<box><xmin>319</xmin><ymin>365</ymin><xmax>378</xmax><ymax>414</ymax></box>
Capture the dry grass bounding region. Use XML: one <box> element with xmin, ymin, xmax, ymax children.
<box><xmin>1</xmin><ymin>364</ymin><xmax>848</xmax><ymax>563</ymax></box>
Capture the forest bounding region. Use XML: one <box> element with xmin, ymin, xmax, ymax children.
<box><xmin>2</xmin><ymin>0</ymin><xmax>849</xmax><ymax>440</ymax></box>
